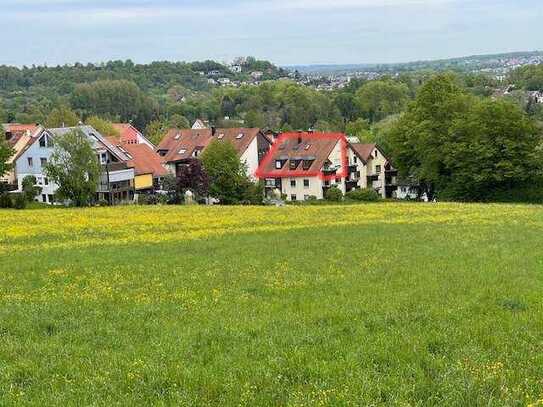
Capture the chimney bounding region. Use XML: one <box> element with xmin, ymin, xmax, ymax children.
<box><xmin>297</xmin><ymin>136</ymin><xmax>302</xmax><ymax>144</ymax></box>
<box><xmin>211</xmin><ymin>126</ymin><xmax>217</xmax><ymax>136</ymax></box>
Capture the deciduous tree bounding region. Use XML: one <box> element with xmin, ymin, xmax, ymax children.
<box><xmin>45</xmin><ymin>129</ymin><xmax>101</xmax><ymax>206</ymax></box>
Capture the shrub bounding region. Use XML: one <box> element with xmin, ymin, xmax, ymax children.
<box><xmin>346</xmin><ymin>188</ymin><xmax>382</xmax><ymax>202</ymax></box>
<box><xmin>0</xmin><ymin>193</ymin><xmax>13</xmax><ymax>208</ymax></box>
<box><xmin>325</xmin><ymin>187</ymin><xmax>343</xmax><ymax>202</ymax></box>
<box><xmin>13</xmin><ymin>193</ymin><xmax>27</xmax><ymax>209</ymax></box>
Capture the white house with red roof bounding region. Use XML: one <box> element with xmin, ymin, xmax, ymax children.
<box><xmin>256</xmin><ymin>132</ymin><xmax>397</xmax><ymax>201</ymax></box>
<box><xmin>12</xmin><ymin>126</ymin><xmax>135</xmax><ymax>204</ymax></box>
<box><xmin>157</xmin><ymin>127</ymin><xmax>271</xmax><ymax>180</ymax></box>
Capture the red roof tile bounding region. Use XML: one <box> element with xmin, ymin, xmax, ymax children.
<box><xmin>157</xmin><ymin>128</ymin><xmax>263</xmax><ymax>163</ymax></box>
<box><xmin>256</xmin><ymin>132</ymin><xmax>347</xmax><ymax>179</ymax></box>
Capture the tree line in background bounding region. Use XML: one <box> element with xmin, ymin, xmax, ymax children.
<box><xmin>2</xmin><ymin>59</ymin><xmax>543</xmax><ymax>203</ymax></box>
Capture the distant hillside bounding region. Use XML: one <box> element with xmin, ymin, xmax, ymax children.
<box><xmin>288</xmin><ymin>51</ymin><xmax>543</xmax><ymax>75</ymax></box>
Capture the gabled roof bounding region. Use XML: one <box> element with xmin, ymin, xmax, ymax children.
<box><xmin>349</xmin><ymin>143</ymin><xmax>390</xmax><ymax>164</ymax></box>
<box><xmin>349</xmin><ymin>143</ymin><xmax>376</xmax><ymax>162</ymax></box>
<box><xmin>119</xmin><ymin>143</ymin><xmax>168</xmax><ymax>177</ymax></box>
<box><xmin>46</xmin><ymin>126</ymin><xmax>132</xmax><ymax>162</ymax></box>
<box><xmin>3</xmin><ymin>123</ymin><xmax>39</xmax><ymax>146</ymax></box>
<box><xmin>111</xmin><ymin>123</ymin><xmax>154</xmax><ymax>146</ymax></box>
<box><xmin>157</xmin><ymin>128</ymin><xmax>263</xmax><ymax>163</ymax></box>
<box><xmin>256</xmin><ymin>132</ymin><xmax>347</xmax><ymax>179</ymax></box>
<box><xmin>158</xmin><ymin>129</ymin><xmax>213</xmax><ymax>163</ymax></box>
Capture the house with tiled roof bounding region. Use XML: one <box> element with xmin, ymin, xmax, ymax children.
<box><xmin>107</xmin><ymin>139</ymin><xmax>168</xmax><ymax>192</ymax></box>
<box><xmin>256</xmin><ymin>132</ymin><xmax>398</xmax><ymax>201</ymax></box>
<box><xmin>12</xmin><ymin>126</ymin><xmax>135</xmax><ymax>205</ymax></box>
<box><xmin>3</xmin><ymin>123</ymin><xmax>39</xmax><ymax>147</ymax></box>
<box><xmin>111</xmin><ymin>123</ymin><xmax>154</xmax><ymax>148</ymax></box>
<box><xmin>157</xmin><ymin>127</ymin><xmax>271</xmax><ymax>180</ymax></box>
<box><xmin>256</xmin><ymin>132</ymin><xmax>350</xmax><ymax>201</ymax></box>
<box><xmin>1</xmin><ymin>124</ymin><xmax>42</xmax><ymax>188</ymax></box>
<box><xmin>348</xmin><ymin>143</ymin><xmax>397</xmax><ymax>198</ymax></box>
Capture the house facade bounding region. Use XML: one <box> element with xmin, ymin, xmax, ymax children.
<box><xmin>1</xmin><ymin>124</ymin><xmax>41</xmax><ymax>187</ymax></box>
<box><xmin>256</xmin><ymin>132</ymin><xmax>398</xmax><ymax>201</ymax></box>
<box><xmin>349</xmin><ymin>143</ymin><xmax>397</xmax><ymax>198</ymax></box>
<box><xmin>256</xmin><ymin>132</ymin><xmax>350</xmax><ymax>201</ymax></box>
<box><xmin>13</xmin><ymin>126</ymin><xmax>135</xmax><ymax>205</ymax></box>
<box><xmin>157</xmin><ymin>127</ymin><xmax>271</xmax><ymax>180</ymax></box>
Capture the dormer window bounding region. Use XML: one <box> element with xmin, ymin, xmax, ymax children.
<box><xmin>158</xmin><ymin>149</ymin><xmax>168</xmax><ymax>157</ymax></box>
<box><xmin>39</xmin><ymin>134</ymin><xmax>53</xmax><ymax>148</ymax></box>
<box><xmin>302</xmin><ymin>157</ymin><xmax>315</xmax><ymax>170</ymax></box>
<box><xmin>218</xmin><ymin>133</ymin><xmax>225</xmax><ymax>139</ymax></box>
<box><xmin>275</xmin><ymin>160</ymin><xmax>284</xmax><ymax>169</ymax></box>
<box><xmin>179</xmin><ymin>149</ymin><xmax>187</xmax><ymax>155</ymax></box>
<box><xmin>236</xmin><ymin>133</ymin><xmax>244</xmax><ymax>139</ymax></box>
<box><xmin>289</xmin><ymin>159</ymin><xmax>301</xmax><ymax>170</ymax></box>
<box><xmin>174</xmin><ymin>133</ymin><xmax>181</xmax><ymax>140</ymax></box>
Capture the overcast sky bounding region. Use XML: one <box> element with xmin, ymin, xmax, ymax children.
<box><xmin>1</xmin><ymin>0</ymin><xmax>542</xmax><ymax>66</ymax></box>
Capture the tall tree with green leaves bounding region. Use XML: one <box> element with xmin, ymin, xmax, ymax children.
<box><xmin>355</xmin><ymin>80</ymin><xmax>410</xmax><ymax>123</ymax></box>
<box><xmin>0</xmin><ymin>139</ymin><xmax>14</xmax><ymax>178</ymax></box>
<box><xmin>45</xmin><ymin>106</ymin><xmax>80</xmax><ymax>128</ymax></box>
<box><xmin>85</xmin><ymin>116</ymin><xmax>120</xmax><ymax>138</ymax></box>
<box><xmin>45</xmin><ymin>129</ymin><xmax>102</xmax><ymax>206</ymax></box>
<box><xmin>388</xmin><ymin>74</ymin><xmax>473</xmax><ymax>198</ymax></box>
<box><xmin>201</xmin><ymin>140</ymin><xmax>248</xmax><ymax>204</ymax></box>
<box><xmin>389</xmin><ymin>73</ymin><xmax>543</xmax><ymax>201</ymax></box>
<box><xmin>145</xmin><ymin>120</ymin><xmax>168</xmax><ymax>145</ymax></box>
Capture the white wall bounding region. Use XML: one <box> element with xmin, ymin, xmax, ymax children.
<box><xmin>240</xmin><ymin>137</ymin><xmax>259</xmax><ymax>181</ymax></box>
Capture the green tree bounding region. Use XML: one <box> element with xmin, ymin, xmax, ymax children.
<box><xmin>168</xmin><ymin>114</ymin><xmax>190</xmax><ymax>129</ymax></box>
<box><xmin>45</xmin><ymin>106</ymin><xmax>80</xmax><ymax>128</ymax></box>
<box><xmin>45</xmin><ymin>129</ymin><xmax>102</xmax><ymax>206</ymax></box>
<box><xmin>355</xmin><ymin>80</ymin><xmax>410</xmax><ymax>123</ymax></box>
<box><xmin>0</xmin><ymin>139</ymin><xmax>14</xmax><ymax>178</ymax></box>
<box><xmin>345</xmin><ymin>118</ymin><xmax>371</xmax><ymax>141</ymax></box>
<box><xmin>389</xmin><ymin>73</ymin><xmax>543</xmax><ymax>201</ymax></box>
<box><xmin>388</xmin><ymin>74</ymin><xmax>473</xmax><ymax>198</ymax></box>
<box><xmin>85</xmin><ymin>116</ymin><xmax>120</xmax><ymax>138</ymax></box>
<box><xmin>21</xmin><ymin>175</ymin><xmax>42</xmax><ymax>202</ymax></box>
<box><xmin>71</xmin><ymin>80</ymin><xmax>158</xmax><ymax>129</ymax></box>
<box><xmin>145</xmin><ymin>120</ymin><xmax>168</xmax><ymax>145</ymax></box>
<box><xmin>201</xmin><ymin>140</ymin><xmax>248</xmax><ymax>204</ymax></box>
<box><xmin>442</xmin><ymin>99</ymin><xmax>543</xmax><ymax>199</ymax></box>
<box><xmin>0</xmin><ymin>98</ymin><xmax>6</xmax><ymax>123</ymax></box>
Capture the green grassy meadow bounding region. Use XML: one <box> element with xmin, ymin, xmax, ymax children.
<box><xmin>0</xmin><ymin>203</ymin><xmax>542</xmax><ymax>406</ymax></box>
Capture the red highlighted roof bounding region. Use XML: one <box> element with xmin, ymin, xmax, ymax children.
<box><xmin>256</xmin><ymin>132</ymin><xmax>348</xmax><ymax>180</ymax></box>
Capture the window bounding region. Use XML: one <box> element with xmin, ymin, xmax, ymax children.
<box><xmin>353</xmin><ymin>156</ymin><xmax>357</xmax><ymax>163</ymax></box>
<box><xmin>39</xmin><ymin>136</ymin><xmax>46</xmax><ymax>148</ymax></box>
<box><xmin>236</xmin><ymin>133</ymin><xmax>244</xmax><ymax>139</ymax></box>
<box><xmin>218</xmin><ymin>133</ymin><xmax>225</xmax><ymax>139</ymax></box>
<box><xmin>36</xmin><ymin>177</ymin><xmax>43</xmax><ymax>186</ymax></box>
<box><xmin>100</xmin><ymin>153</ymin><xmax>108</xmax><ymax>165</ymax></box>
<box><xmin>290</xmin><ymin>194</ymin><xmax>297</xmax><ymax>201</ymax></box>
<box><xmin>289</xmin><ymin>160</ymin><xmax>300</xmax><ymax>170</ymax></box>
<box><xmin>303</xmin><ymin>179</ymin><xmax>310</xmax><ymax>188</ymax></box>
<box><xmin>48</xmin><ymin>194</ymin><xmax>54</xmax><ymax>203</ymax></box>
<box><xmin>302</xmin><ymin>160</ymin><xmax>313</xmax><ymax>170</ymax></box>
<box><xmin>290</xmin><ymin>179</ymin><xmax>296</xmax><ymax>187</ymax></box>
<box><xmin>374</xmin><ymin>150</ymin><xmax>378</xmax><ymax>158</ymax></box>
<box><xmin>174</xmin><ymin>133</ymin><xmax>181</xmax><ymax>140</ymax></box>
<box><xmin>376</xmin><ymin>165</ymin><xmax>382</xmax><ymax>174</ymax></box>
<box><xmin>44</xmin><ymin>177</ymin><xmax>49</xmax><ymax>186</ymax></box>
<box><xmin>275</xmin><ymin>160</ymin><xmax>284</xmax><ymax>169</ymax></box>
<box><xmin>179</xmin><ymin>149</ymin><xmax>187</xmax><ymax>155</ymax></box>
<box><xmin>40</xmin><ymin>157</ymin><xmax>47</xmax><ymax>167</ymax></box>
<box><xmin>335</xmin><ymin>177</ymin><xmax>341</xmax><ymax>184</ymax></box>
<box><xmin>27</xmin><ymin>157</ymin><xmax>33</xmax><ymax>167</ymax></box>
<box><xmin>42</xmin><ymin>194</ymin><xmax>46</xmax><ymax>203</ymax></box>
